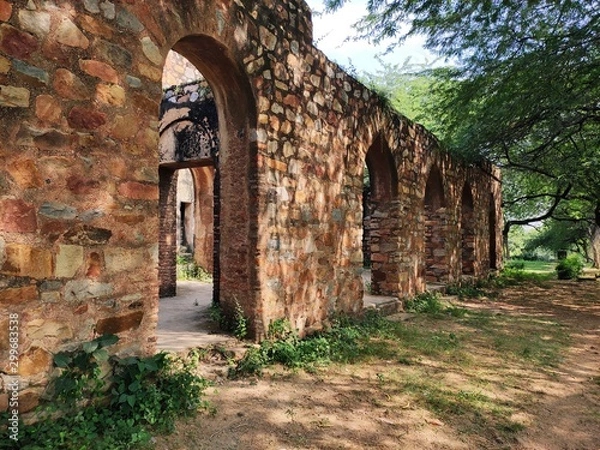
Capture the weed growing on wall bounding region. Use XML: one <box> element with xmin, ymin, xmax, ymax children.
<box><xmin>208</xmin><ymin>299</ymin><xmax>248</xmax><ymax>339</ymax></box>
<box><xmin>0</xmin><ymin>336</ymin><xmax>210</xmax><ymax>450</ymax></box>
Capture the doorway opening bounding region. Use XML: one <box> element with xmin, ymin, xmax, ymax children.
<box><xmin>156</xmin><ymin>41</ymin><xmax>257</xmax><ymax>348</ymax></box>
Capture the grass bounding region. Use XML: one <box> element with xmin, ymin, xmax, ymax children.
<box><xmin>506</xmin><ymin>259</ymin><xmax>556</xmax><ymax>274</ymax></box>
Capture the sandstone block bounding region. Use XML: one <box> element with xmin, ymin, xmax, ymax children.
<box><xmin>0</xmin><ymin>198</ymin><xmax>36</xmax><ymax>232</ymax></box>
<box><xmin>19</xmin><ymin>389</ymin><xmax>41</xmax><ymax>413</ymax></box>
<box><xmin>0</xmin><ymin>285</ymin><xmax>38</xmax><ymax>304</ymax></box>
<box><xmin>13</xmin><ymin>59</ymin><xmax>49</xmax><ymax>84</ymax></box>
<box><xmin>1</xmin><ymin>244</ymin><xmax>53</xmax><ymax>278</ymax></box>
<box><xmin>137</xmin><ymin>62</ymin><xmax>161</xmax><ymax>81</ymax></box>
<box><xmin>79</xmin><ymin>59</ymin><xmax>118</xmax><ymax>83</ymax></box>
<box><xmin>53</xmin><ymin>68</ymin><xmax>89</xmax><ymax>100</ymax></box>
<box><xmin>18</xmin><ymin>347</ymin><xmax>52</xmax><ymax>377</ymax></box>
<box><xmin>7</xmin><ymin>159</ymin><xmax>42</xmax><ymax>189</ymax></box>
<box><xmin>0</xmin><ymin>54</ymin><xmax>9</xmax><ymax>73</ymax></box>
<box><xmin>18</xmin><ymin>10</ymin><xmax>50</xmax><ymax>37</ymax></box>
<box><xmin>35</xmin><ymin>94</ymin><xmax>62</xmax><ymax>123</ymax></box>
<box><xmin>96</xmin><ymin>83</ymin><xmax>125</xmax><ymax>106</ymax></box>
<box><xmin>0</xmin><ymin>1</ymin><xmax>12</xmax><ymax>22</ymax></box>
<box><xmin>27</xmin><ymin>319</ymin><xmax>73</xmax><ymax>341</ymax></box>
<box><xmin>104</xmin><ymin>247</ymin><xmax>147</xmax><ymax>275</ymax></box>
<box><xmin>0</xmin><ymin>84</ymin><xmax>30</xmax><ymax>107</ymax></box>
<box><xmin>55</xmin><ymin>245</ymin><xmax>83</xmax><ymax>278</ymax></box>
<box><xmin>95</xmin><ymin>311</ymin><xmax>144</xmax><ymax>335</ymax></box>
<box><xmin>56</xmin><ymin>17</ymin><xmax>90</xmax><ymax>49</ymax></box>
<box><xmin>83</xmin><ymin>0</ymin><xmax>100</xmax><ymax>14</ymax></box>
<box><xmin>79</xmin><ymin>14</ymin><xmax>114</xmax><ymax>39</ymax></box>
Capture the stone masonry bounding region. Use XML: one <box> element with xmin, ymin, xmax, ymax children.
<box><xmin>0</xmin><ymin>0</ymin><xmax>502</xmax><ymax>413</ymax></box>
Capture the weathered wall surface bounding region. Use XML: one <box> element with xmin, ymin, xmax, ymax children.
<box><xmin>0</xmin><ymin>0</ymin><xmax>502</xmax><ymax>413</ymax></box>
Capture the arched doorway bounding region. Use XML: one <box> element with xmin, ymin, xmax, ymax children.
<box><xmin>157</xmin><ymin>35</ymin><xmax>258</xmax><ymax>341</ymax></box>
<box><xmin>363</xmin><ymin>134</ymin><xmax>399</xmax><ymax>296</ymax></box>
<box><xmin>461</xmin><ymin>183</ymin><xmax>476</xmax><ymax>276</ymax></box>
<box><xmin>423</xmin><ymin>165</ymin><xmax>448</xmax><ymax>282</ymax></box>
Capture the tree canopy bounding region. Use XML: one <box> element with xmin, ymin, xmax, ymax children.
<box><xmin>327</xmin><ymin>0</ymin><xmax>600</xmax><ymax>265</ymax></box>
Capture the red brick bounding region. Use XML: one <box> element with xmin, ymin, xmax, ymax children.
<box><xmin>67</xmin><ymin>175</ymin><xmax>99</xmax><ymax>194</ymax></box>
<box><xmin>67</xmin><ymin>106</ymin><xmax>106</xmax><ymax>130</ymax></box>
<box><xmin>96</xmin><ymin>311</ymin><xmax>144</xmax><ymax>334</ymax></box>
<box><xmin>0</xmin><ymin>198</ymin><xmax>37</xmax><ymax>232</ymax></box>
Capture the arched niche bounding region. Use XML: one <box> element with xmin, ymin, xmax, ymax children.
<box><xmin>363</xmin><ymin>133</ymin><xmax>399</xmax><ymax>295</ymax></box>
<box><xmin>423</xmin><ymin>165</ymin><xmax>448</xmax><ymax>282</ymax></box>
<box><xmin>461</xmin><ymin>183</ymin><xmax>476</xmax><ymax>275</ymax></box>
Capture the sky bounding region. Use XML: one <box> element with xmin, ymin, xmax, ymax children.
<box><xmin>303</xmin><ymin>0</ymin><xmax>437</xmax><ymax>74</ymax></box>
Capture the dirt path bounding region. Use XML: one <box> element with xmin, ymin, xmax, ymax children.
<box><xmin>154</xmin><ymin>280</ymin><xmax>600</xmax><ymax>450</ymax></box>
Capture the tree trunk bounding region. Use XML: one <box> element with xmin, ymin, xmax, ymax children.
<box><xmin>592</xmin><ymin>203</ymin><xmax>600</xmax><ymax>268</ymax></box>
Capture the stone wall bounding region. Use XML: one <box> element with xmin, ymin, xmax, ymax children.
<box><xmin>0</xmin><ymin>0</ymin><xmax>502</xmax><ymax>413</ymax></box>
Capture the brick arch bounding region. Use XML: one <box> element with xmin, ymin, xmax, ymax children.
<box><xmin>363</xmin><ymin>132</ymin><xmax>400</xmax><ymax>295</ymax></box>
<box><xmin>461</xmin><ymin>183</ymin><xmax>476</xmax><ymax>275</ymax></box>
<box><xmin>423</xmin><ymin>164</ymin><xmax>448</xmax><ymax>282</ymax></box>
<box><xmin>158</xmin><ymin>34</ymin><xmax>259</xmax><ymax>329</ymax></box>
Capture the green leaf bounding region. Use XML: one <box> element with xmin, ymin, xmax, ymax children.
<box><xmin>93</xmin><ymin>348</ymin><xmax>109</xmax><ymax>362</ymax></box>
<box><xmin>53</xmin><ymin>352</ymin><xmax>72</xmax><ymax>368</ymax></box>
<box><xmin>82</xmin><ymin>341</ymin><xmax>99</xmax><ymax>354</ymax></box>
<box><xmin>97</xmin><ymin>334</ymin><xmax>119</xmax><ymax>348</ymax></box>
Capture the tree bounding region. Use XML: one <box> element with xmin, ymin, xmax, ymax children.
<box><xmin>326</xmin><ymin>0</ymin><xmax>600</xmax><ymax>266</ymax></box>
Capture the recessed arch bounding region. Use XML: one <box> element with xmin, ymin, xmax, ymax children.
<box><xmin>362</xmin><ymin>133</ymin><xmax>399</xmax><ymax>295</ymax></box>
<box><xmin>423</xmin><ymin>164</ymin><xmax>448</xmax><ymax>282</ymax></box>
<box><xmin>461</xmin><ymin>183</ymin><xmax>476</xmax><ymax>275</ymax></box>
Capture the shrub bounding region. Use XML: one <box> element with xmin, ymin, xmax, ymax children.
<box><xmin>555</xmin><ymin>255</ymin><xmax>583</xmax><ymax>280</ymax></box>
<box><xmin>3</xmin><ymin>336</ymin><xmax>210</xmax><ymax>449</ymax></box>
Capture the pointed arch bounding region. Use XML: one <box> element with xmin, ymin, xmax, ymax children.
<box><xmin>363</xmin><ymin>133</ymin><xmax>399</xmax><ymax>295</ymax></box>
<box><xmin>422</xmin><ymin>164</ymin><xmax>448</xmax><ymax>282</ymax></box>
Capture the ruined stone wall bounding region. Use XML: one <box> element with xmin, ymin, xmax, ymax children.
<box><xmin>0</xmin><ymin>0</ymin><xmax>501</xmax><ymax>413</ymax></box>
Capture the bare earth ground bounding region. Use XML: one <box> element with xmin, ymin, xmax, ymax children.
<box><xmin>154</xmin><ymin>281</ymin><xmax>600</xmax><ymax>450</ymax></box>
